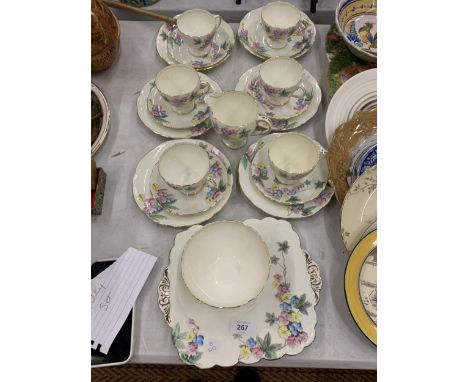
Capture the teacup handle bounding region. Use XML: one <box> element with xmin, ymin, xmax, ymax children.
<box><xmin>198</xmin><ymin>81</ymin><xmax>211</xmax><ymax>96</ymax></box>
<box><xmin>291</xmin><ymin>83</ymin><xmax>307</xmax><ymax>99</ymax></box>
<box><xmin>214</xmin><ymin>15</ymin><xmax>222</xmax><ymax>30</ymax></box>
<box><xmin>252</xmin><ymin>115</ymin><xmax>272</xmax><ymax>136</ymax></box>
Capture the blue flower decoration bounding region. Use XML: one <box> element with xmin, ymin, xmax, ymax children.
<box><xmin>288</xmin><ymin>322</ymin><xmax>303</xmax><ymax>336</ymax></box>
<box><xmin>193</xmin><ymin>335</ymin><xmax>204</xmax><ymax>346</ymax></box>
<box><xmin>246</xmin><ymin>337</ymin><xmax>257</xmax><ymax>349</ymax></box>
<box><xmin>290</xmin><ymin>295</ymin><xmax>299</xmax><ymax>306</ymax></box>
<box><xmin>280</xmin><ymin>302</ymin><xmax>292</xmax><ymax>312</ymax></box>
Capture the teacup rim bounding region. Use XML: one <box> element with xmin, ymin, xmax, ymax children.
<box><xmin>261</xmin><ymin>1</ymin><xmax>301</xmax><ymax>30</ymax></box>
<box><xmin>155</xmin><ymin>64</ymin><xmax>200</xmax><ymax>98</ymax></box>
<box><xmin>158</xmin><ymin>142</ymin><xmax>210</xmax><ymax>188</ymax></box>
<box><xmin>176</xmin><ymin>8</ymin><xmax>218</xmax><ymax>38</ymax></box>
<box><xmin>209</xmin><ymin>90</ymin><xmax>259</xmax><ymax>128</ymax></box>
<box><xmin>259</xmin><ymin>57</ymin><xmax>303</xmax><ymax>90</ymax></box>
<box><xmin>268</xmin><ymin>132</ymin><xmax>321</xmax><ymax>177</ymax></box>
<box><xmin>180</xmin><ymin>220</ymin><xmax>272</xmax><ymax>309</ymax></box>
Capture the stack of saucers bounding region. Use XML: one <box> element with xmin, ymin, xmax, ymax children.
<box><xmin>235</xmin><ymin>57</ymin><xmax>322</xmax><ymax>132</ymax></box>
<box><xmin>133</xmin><ymin>139</ymin><xmax>233</xmax><ymax>227</ymax></box>
<box><xmin>239</xmin><ymin>132</ymin><xmax>334</xmax><ymax>219</ymax></box>
<box><xmin>137</xmin><ymin>64</ymin><xmax>222</xmax><ymax>139</ymax></box>
<box><xmin>156</xmin><ymin>9</ymin><xmax>235</xmax><ymax>71</ymax></box>
<box><xmin>238</xmin><ymin>1</ymin><xmax>316</xmax><ymax>60</ymax></box>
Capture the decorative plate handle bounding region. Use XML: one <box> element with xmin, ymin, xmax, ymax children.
<box><xmin>158</xmin><ymin>267</ymin><xmax>171</xmax><ymax>325</ymax></box>
<box><xmin>303</xmin><ymin>249</ymin><xmax>322</xmax><ymax>306</ymax></box>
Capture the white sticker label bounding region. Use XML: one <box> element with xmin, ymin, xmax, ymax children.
<box><xmin>206</xmin><ymin>339</ymin><xmax>220</xmax><ymax>353</ymax></box>
<box><xmin>229</xmin><ymin>319</ymin><xmax>257</xmax><ymax>338</ymax></box>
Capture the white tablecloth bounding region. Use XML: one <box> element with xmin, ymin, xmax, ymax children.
<box><xmin>91</xmin><ymin>20</ymin><xmax>377</xmax><ymax>369</ymax></box>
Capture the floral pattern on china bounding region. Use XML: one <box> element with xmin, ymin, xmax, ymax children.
<box><xmin>160</xmin><ymin>23</ymin><xmax>232</xmax><ymax>69</ymax></box>
<box><xmin>247</xmin><ymin>77</ymin><xmax>312</xmax><ymax>121</ymax></box>
<box><xmin>237</xmin><ymin>6</ymin><xmax>316</xmax><ymax>60</ymax></box>
<box><xmin>241</xmin><ymin>138</ymin><xmax>334</xmax><ymax>218</ymax></box>
<box><xmin>157</xmin><ymin>217</ymin><xmax>323</xmax><ymax>368</ymax></box>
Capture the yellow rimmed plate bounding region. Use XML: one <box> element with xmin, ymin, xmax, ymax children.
<box><xmin>344</xmin><ymin>230</ymin><xmax>377</xmax><ymax>345</ymax></box>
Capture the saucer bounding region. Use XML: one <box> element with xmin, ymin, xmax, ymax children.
<box><xmin>246</xmin><ymin>76</ymin><xmax>312</xmax><ymax>121</ymax></box>
<box><xmin>156</xmin><ymin>19</ymin><xmax>235</xmax><ymax>71</ymax></box>
<box><xmin>149</xmin><ymin>143</ymin><xmax>231</xmax><ymax>216</ymax></box>
<box><xmin>133</xmin><ymin>139</ymin><xmax>233</xmax><ymax>227</ymax></box>
<box><xmin>238</xmin><ymin>7</ymin><xmax>316</xmax><ymax>60</ymax></box>
<box><xmin>235</xmin><ymin>65</ymin><xmax>322</xmax><ymax>131</ymax></box>
<box><xmin>325</xmin><ymin>68</ymin><xmax>376</xmax><ymax>144</ymax></box>
<box><xmin>158</xmin><ymin>217</ymin><xmax>322</xmax><ymax>368</ymax></box>
<box><xmin>250</xmin><ymin>137</ymin><xmax>328</xmax><ymax>205</ymax></box>
<box><xmin>239</xmin><ymin>135</ymin><xmax>334</xmax><ymax>219</ymax></box>
<box><xmin>341</xmin><ymin>165</ymin><xmax>376</xmax><ymax>252</ymax></box>
<box><xmin>137</xmin><ymin>74</ymin><xmax>221</xmax><ymax>139</ymax></box>
<box><xmin>147</xmin><ymin>84</ymin><xmax>210</xmax><ymax>129</ymax></box>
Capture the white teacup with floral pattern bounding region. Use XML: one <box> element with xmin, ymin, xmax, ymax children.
<box><xmin>155</xmin><ymin>64</ymin><xmax>210</xmax><ymax>115</ymax></box>
<box><xmin>205</xmin><ymin>91</ymin><xmax>272</xmax><ymax>149</ymax></box>
<box><xmin>176</xmin><ymin>9</ymin><xmax>222</xmax><ymax>57</ymax></box>
<box><xmin>261</xmin><ymin>1</ymin><xmax>302</xmax><ymax>49</ymax></box>
<box><xmin>259</xmin><ymin>57</ymin><xmax>307</xmax><ymax>107</ymax></box>
<box><xmin>268</xmin><ymin>133</ymin><xmax>321</xmax><ymax>185</ymax></box>
<box><xmin>158</xmin><ymin>143</ymin><xmax>210</xmax><ymax>195</ymax></box>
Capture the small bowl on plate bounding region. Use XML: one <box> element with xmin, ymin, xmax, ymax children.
<box><xmin>335</xmin><ymin>0</ymin><xmax>377</xmax><ymax>62</ymax></box>
<box><xmin>181</xmin><ymin>221</ymin><xmax>271</xmax><ymax>308</ymax></box>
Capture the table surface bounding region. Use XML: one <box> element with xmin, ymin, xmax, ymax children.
<box><xmin>91</xmin><ymin>20</ymin><xmax>377</xmax><ymax>369</ymax></box>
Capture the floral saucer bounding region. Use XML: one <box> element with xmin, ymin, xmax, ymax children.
<box><xmin>149</xmin><ymin>148</ymin><xmax>230</xmax><ymax>217</ymax></box>
<box><xmin>239</xmin><ymin>135</ymin><xmax>334</xmax><ymax>219</ymax></box>
<box><xmin>246</xmin><ymin>76</ymin><xmax>313</xmax><ymax>121</ymax></box>
<box><xmin>341</xmin><ymin>165</ymin><xmax>376</xmax><ymax>253</ymax></box>
<box><xmin>133</xmin><ymin>139</ymin><xmax>232</xmax><ymax>227</ymax></box>
<box><xmin>238</xmin><ymin>7</ymin><xmax>316</xmax><ymax>60</ymax></box>
<box><xmin>137</xmin><ymin>74</ymin><xmax>221</xmax><ymax>139</ymax></box>
<box><xmin>156</xmin><ymin>19</ymin><xmax>235</xmax><ymax>71</ymax></box>
<box><xmin>235</xmin><ymin>65</ymin><xmax>322</xmax><ymax>131</ymax></box>
<box><xmin>147</xmin><ymin>84</ymin><xmax>210</xmax><ymax>130</ymax></box>
<box><xmin>158</xmin><ymin>217</ymin><xmax>322</xmax><ymax>368</ymax></box>
<box><xmin>251</xmin><ymin>136</ymin><xmax>329</xmax><ymax>205</ymax></box>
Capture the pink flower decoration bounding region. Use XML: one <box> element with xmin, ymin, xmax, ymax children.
<box><xmin>251</xmin><ymin>347</ymin><xmax>264</xmax><ymax>359</ymax></box>
<box><xmin>187</xmin><ymin>343</ymin><xmax>198</xmax><ymax>356</ymax></box>
<box><xmin>286</xmin><ymin>335</ymin><xmax>301</xmax><ymax>348</ymax></box>
<box><xmin>298</xmin><ymin>331</ymin><xmax>309</xmax><ymax>343</ymax></box>
<box><xmin>188</xmin><ymin>319</ymin><xmax>199</xmax><ymax>333</ymax></box>
<box><xmin>273</xmin><ymin>274</ymin><xmax>282</xmax><ymax>282</ymax></box>
<box><xmin>278</xmin><ymin>311</ymin><xmax>291</xmax><ymax>325</ymax></box>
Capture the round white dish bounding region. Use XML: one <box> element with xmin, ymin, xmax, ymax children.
<box><xmin>181</xmin><ymin>221</ymin><xmax>271</xmax><ymax>308</ymax></box>
<box><xmin>158</xmin><ymin>217</ymin><xmax>322</xmax><ymax>368</ymax></box>
<box><xmin>251</xmin><ymin>137</ymin><xmax>328</xmax><ymax>205</ymax></box>
<box><xmin>137</xmin><ymin>74</ymin><xmax>221</xmax><ymax>139</ymax></box>
<box><xmin>133</xmin><ymin>139</ymin><xmax>233</xmax><ymax>227</ymax></box>
<box><xmin>325</xmin><ymin>68</ymin><xmax>377</xmax><ymax>144</ymax></box>
<box><xmin>238</xmin><ymin>7</ymin><xmax>316</xmax><ymax>60</ymax></box>
<box><xmin>239</xmin><ymin>134</ymin><xmax>334</xmax><ymax>219</ymax></box>
<box><xmin>341</xmin><ymin>165</ymin><xmax>377</xmax><ymax>252</ymax></box>
<box><xmin>235</xmin><ymin>65</ymin><xmax>322</xmax><ymax>131</ymax></box>
<box><xmin>156</xmin><ymin>19</ymin><xmax>235</xmax><ymax>71</ymax></box>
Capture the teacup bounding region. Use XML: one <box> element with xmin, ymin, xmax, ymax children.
<box><xmin>259</xmin><ymin>57</ymin><xmax>306</xmax><ymax>106</ymax></box>
<box><xmin>261</xmin><ymin>1</ymin><xmax>302</xmax><ymax>49</ymax></box>
<box><xmin>181</xmin><ymin>221</ymin><xmax>271</xmax><ymax>308</ymax></box>
<box><xmin>176</xmin><ymin>9</ymin><xmax>222</xmax><ymax>57</ymax></box>
<box><xmin>268</xmin><ymin>133</ymin><xmax>321</xmax><ymax>185</ymax></box>
<box><xmin>155</xmin><ymin>64</ymin><xmax>210</xmax><ymax>114</ymax></box>
<box><xmin>205</xmin><ymin>91</ymin><xmax>272</xmax><ymax>149</ymax></box>
<box><xmin>158</xmin><ymin>143</ymin><xmax>209</xmax><ymax>195</ymax></box>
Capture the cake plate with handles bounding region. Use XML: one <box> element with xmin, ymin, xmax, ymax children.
<box><xmin>158</xmin><ymin>217</ymin><xmax>322</xmax><ymax>368</ymax></box>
